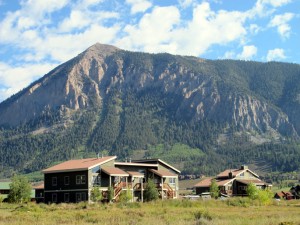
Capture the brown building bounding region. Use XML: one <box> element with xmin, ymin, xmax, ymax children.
<box><xmin>194</xmin><ymin>165</ymin><xmax>271</xmax><ymax>197</ymax></box>
<box><xmin>42</xmin><ymin>156</ymin><xmax>180</xmax><ymax>203</ymax></box>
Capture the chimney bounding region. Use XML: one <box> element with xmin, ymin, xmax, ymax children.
<box><xmin>241</xmin><ymin>165</ymin><xmax>248</xmax><ymax>170</ymax></box>
<box><xmin>97</xmin><ymin>152</ymin><xmax>100</xmax><ymax>159</ymax></box>
<box><xmin>129</xmin><ymin>158</ymin><xmax>131</xmax><ymax>163</ymax></box>
<box><xmin>229</xmin><ymin>171</ymin><xmax>233</xmax><ymax>178</ymax></box>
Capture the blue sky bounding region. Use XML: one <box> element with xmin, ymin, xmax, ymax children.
<box><xmin>0</xmin><ymin>0</ymin><xmax>299</xmax><ymax>102</ymax></box>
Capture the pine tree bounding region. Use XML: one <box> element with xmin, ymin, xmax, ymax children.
<box><xmin>209</xmin><ymin>179</ymin><xmax>219</xmax><ymax>199</ymax></box>
<box><xmin>144</xmin><ymin>179</ymin><xmax>159</xmax><ymax>201</ymax></box>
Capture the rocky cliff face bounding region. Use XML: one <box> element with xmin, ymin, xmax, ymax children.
<box><xmin>0</xmin><ymin>43</ymin><xmax>299</xmax><ymax>137</ymax></box>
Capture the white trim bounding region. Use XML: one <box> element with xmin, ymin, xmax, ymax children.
<box><xmin>45</xmin><ymin>189</ymin><xmax>88</xmax><ymax>193</ymax></box>
<box><xmin>236</xmin><ymin>169</ymin><xmax>259</xmax><ymax>178</ymax></box>
<box><xmin>114</xmin><ymin>162</ymin><xmax>158</xmax><ymax>167</ymax></box>
<box><xmin>43</xmin><ymin>168</ymin><xmax>87</xmax><ymax>174</ymax></box>
<box><xmin>87</xmin><ymin>156</ymin><xmax>117</xmax><ymax>170</ymax></box>
<box><xmin>42</xmin><ymin>156</ymin><xmax>117</xmax><ymax>174</ymax></box>
<box><xmin>158</xmin><ymin>159</ymin><xmax>181</xmax><ymax>174</ymax></box>
<box><xmin>219</xmin><ymin>178</ymin><xmax>235</xmax><ymax>186</ymax></box>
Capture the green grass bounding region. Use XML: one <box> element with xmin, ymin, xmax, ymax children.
<box><xmin>0</xmin><ymin>199</ymin><xmax>300</xmax><ymax>225</ymax></box>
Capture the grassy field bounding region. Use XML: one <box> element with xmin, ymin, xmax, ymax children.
<box><xmin>0</xmin><ymin>199</ymin><xmax>300</xmax><ymax>225</ymax></box>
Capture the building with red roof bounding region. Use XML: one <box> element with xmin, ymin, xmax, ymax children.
<box><xmin>194</xmin><ymin>165</ymin><xmax>271</xmax><ymax>197</ymax></box>
<box><xmin>42</xmin><ymin>156</ymin><xmax>180</xmax><ymax>203</ymax></box>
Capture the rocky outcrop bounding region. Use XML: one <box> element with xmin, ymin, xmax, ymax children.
<box><xmin>0</xmin><ymin>43</ymin><xmax>298</xmax><ymax>137</ymax></box>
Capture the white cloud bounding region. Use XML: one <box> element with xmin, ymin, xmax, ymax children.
<box><xmin>117</xmin><ymin>6</ymin><xmax>180</xmax><ymax>53</ymax></box>
<box><xmin>266</xmin><ymin>48</ymin><xmax>286</xmax><ymax>61</ymax></box>
<box><xmin>20</xmin><ymin>0</ymin><xmax>70</xmax><ymax>17</ymax></box>
<box><xmin>237</xmin><ymin>45</ymin><xmax>257</xmax><ymax>60</ymax></box>
<box><xmin>269</xmin><ymin>13</ymin><xmax>294</xmax><ymax>39</ymax></box>
<box><xmin>249</xmin><ymin>0</ymin><xmax>292</xmax><ymax>18</ymax></box>
<box><xmin>59</xmin><ymin>10</ymin><xmax>92</xmax><ymax>32</ymax></box>
<box><xmin>0</xmin><ymin>62</ymin><xmax>57</xmax><ymax>102</ymax></box>
<box><xmin>261</xmin><ymin>0</ymin><xmax>292</xmax><ymax>7</ymax></box>
<box><xmin>43</xmin><ymin>24</ymin><xmax>120</xmax><ymax>62</ymax></box>
<box><xmin>223</xmin><ymin>51</ymin><xmax>236</xmax><ymax>59</ymax></box>
<box><xmin>249</xmin><ymin>24</ymin><xmax>261</xmax><ymax>34</ymax></box>
<box><xmin>126</xmin><ymin>0</ymin><xmax>152</xmax><ymax>14</ymax></box>
<box><xmin>178</xmin><ymin>0</ymin><xmax>194</xmax><ymax>8</ymax></box>
<box><xmin>172</xmin><ymin>3</ymin><xmax>247</xmax><ymax>56</ymax></box>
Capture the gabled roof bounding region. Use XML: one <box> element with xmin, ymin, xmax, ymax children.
<box><xmin>217</xmin><ymin>168</ymin><xmax>259</xmax><ymax>178</ymax></box>
<box><xmin>235</xmin><ymin>179</ymin><xmax>266</xmax><ymax>185</ymax></box>
<box><xmin>114</xmin><ymin>162</ymin><xmax>158</xmax><ymax>168</ymax></box>
<box><xmin>42</xmin><ymin>156</ymin><xmax>117</xmax><ymax>173</ymax></box>
<box><xmin>102</xmin><ymin>167</ymin><xmax>129</xmax><ymax>176</ymax></box>
<box><xmin>131</xmin><ymin>158</ymin><xmax>181</xmax><ymax>174</ymax></box>
<box><xmin>149</xmin><ymin>169</ymin><xmax>178</xmax><ymax>178</ymax></box>
<box><xmin>194</xmin><ymin>178</ymin><xmax>234</xmax><ymax>187</ymax></box>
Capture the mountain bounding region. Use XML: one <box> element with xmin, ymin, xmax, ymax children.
<box><xmin>1</xmin><ymin>43</ymin><xmax>300</xmax><ymax>178</ymax></box>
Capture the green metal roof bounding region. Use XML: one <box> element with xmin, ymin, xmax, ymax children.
<box><xmin>0</xmin><ymin>182</ymin><xmax>35</xmax><ymax>199</ymax></box>
<box><xmin>0</xmin><ymin>182</ymin><xmax>11</xmax><ymax>190</ymax></box>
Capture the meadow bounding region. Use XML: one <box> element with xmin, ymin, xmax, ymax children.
<box><xmin>0</xmin><ymin>199</ymin><xmax>300</xmax><ymax>225</ymax></box>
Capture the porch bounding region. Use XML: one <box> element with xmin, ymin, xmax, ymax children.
<box><xmin>149</xmin><ymin>169</ymin><xmax>178</xmax><ymax>199</ymax></box>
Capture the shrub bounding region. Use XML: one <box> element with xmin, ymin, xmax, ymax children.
<box><xmin>107</xmin><ymin>186</ymin><xmax>114</xmax><ymax>202</ymax></box>
<box><xmin>209</xmin><ymin>179</ymin><xmax>219</xmax><ymax>199</ymax></box>
<box><xmin>257</xmin><ymin>189</ymin><xmax>273</xmax><ymax>206</ymax></box>
<box><xmin>143</xmin><ymin>179</ymin><xmax>159</xmax><ymax>202</ymax></box>
<box><xmin>119</xmin><ymin>189</ymin><xmax>133</xmax><ymax>203</ymax></box>
<box><xmin>90</xmin><ymin>187</ymin><xmax>102</xmax><ymax>202</ymax></box>
<box><xmin>8</xmin><ymin>175</ymin><xmax>32</xmax><ymax>203</ymax></box>
<box><xmin>246</xmin><ymin>183</ymin><xmax>258</xmax><ymax>200</ymax></box>
<box><xmin>0</xmin><ymin>195</ymin><xmax>4</xmax><ymax>204</ymax></box>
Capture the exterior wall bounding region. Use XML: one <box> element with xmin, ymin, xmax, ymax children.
<box><xmin>44</xmin><ymin>170</ymin><xmax>89</xmax><ymax>203</ymax></box>
<box><xmin>35</xmin><ymin>189</ymin><xmax>44</xmax><ymax>203</ymax></box>
<box><xmin>235</xmin><ymin>170</ymin><xmax>257</xmax><ymax>179</ymax></box>
<box><xmin>196</xmin><ymin>187</ymin><xmax>210</xmax><ymax>195</ymax></box>
<box><xmin>44</xmin><ymin>190</ymin><xmax>88</xmax><ymax>203</ymax></box>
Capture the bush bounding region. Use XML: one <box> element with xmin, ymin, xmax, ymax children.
<box><xmin>119</xmin><ymin>190</ymin><xmax>133</xmax><ymax>203</ymax></box>
<box><xmin>209</xmin><ymin>179</ymin><xmax>219</xmax><ymax>199</ymax></box>
<box><xmin>90</xmin><ymin>187</ymin><xmax>102</xmax><ymax>202</ymax></box>
<box><xmin>226</xmin><ymin>197</ymin><xmax>251</xmax><ymax>207</ymax></box>
<box><xmin>107</xmin><ymin>186</ymin><xmax>114</xmax><ymax>202</ymax></box>
<box><xmin>246</xmin><ymin>183</ymin><xmax>258</xmax><ymax>200</ymax></box>
<box><xmin>8</xmin><ymin>175</ymin><xmax>32</xmax><ymax>203</ymax></box>
<box><xmin>143</xmin><ymin>179</ymin><xmax>159</xmax><ymax>202</ymax></box>
<box><xmin>257</xmin><ymin>189</ymin><xmax>273</xmax><ymax>206</ymax></box>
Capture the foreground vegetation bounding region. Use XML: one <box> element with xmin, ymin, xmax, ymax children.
<box><xmin>0</xmin><ymin>199</ymin><xmax>300</xmax><ymax>225</ymax></box>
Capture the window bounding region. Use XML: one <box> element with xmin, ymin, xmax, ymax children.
<box><xmin>81</xmin><ymin>175</ymin><xmax>86</xmax><ymax>184</ymax></box>
<box><xmin>239</xmin><ymin>186</ymin><xmax>247</xmax><ymax>191</ymax></box>
<box><xmin>239</xmin><ymin>172</ymin><xmax>245</xmax><ymax>177</ymax></box>
<box><xmin>52</xmin><ymin>193</ymin><xmax>57</xmax><ymax>203</ymax></box>
<box><xmin>64</xmin><ymin>176</ymin><xmax>69</xmax><ymax>185</ymax></box>
<box><xmin>92</xmin><ymin>176</ymin><xmax>101</xmax><ymax>186</ymax></box>
<box><xmin>169</xmin><ymin>178</ymin><xmax>176</xmax><ymax>185</ymax></box>
<box><xmin>76</xmin><ymin>192</ymin><xmax>86</xmax><ymax>202</ymax></box>
<box><xmin>64</xmin><ymin>193</ymin><xmax>69</xmax><ymax>202</ymax></box>
<box><xmin>52</xmin><ymin>177</ymin><xmax>57</xmax><ymax>186</ymax></box>
<box><xmin>76</xmin><ymin>175</ymin><xmax>86</xmax><ymax>184</ymax></box>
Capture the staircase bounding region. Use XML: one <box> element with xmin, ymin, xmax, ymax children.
<box><xmin>113</xmin><ymin>182</ymin><xmax>123</xmax><ymax>201</ymax></box>
<box><xmin>163</xmin><ymin>183</ymin><xmax>175</xmax><ymax>199</ymax></box>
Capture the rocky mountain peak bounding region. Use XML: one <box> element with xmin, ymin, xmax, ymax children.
<box><xmin>80</xmin><ymin>43</ymin><xmax>120</xmax><ymax>59</ymax></box>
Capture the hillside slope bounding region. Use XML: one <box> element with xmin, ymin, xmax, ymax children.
<box><xmin>0</xmin><ymin>43</ymin><xmax>300</xmax><ymax>177</ymax></box>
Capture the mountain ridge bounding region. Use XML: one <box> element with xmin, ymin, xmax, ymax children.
<box><xmin>1</xmin><ymin>43</ymin><xmax>300</xmax><ymax>177</ymax></box>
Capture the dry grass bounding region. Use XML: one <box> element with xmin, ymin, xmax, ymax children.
<box><xmin>0</xmin><ymin>199</ymin><xmax>300</xmax><ymax>225</ymax></box>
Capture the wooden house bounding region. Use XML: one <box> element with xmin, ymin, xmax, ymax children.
<box><xmin>274</xmin><ymin>191</ymin><xmax>294</xmax><ymax>200</ymax></box>
<box><xmin>194</xmin><ymin>165</ymin><xmax>271</xmax><ymax>197</ymax></box>
<box><xmin>42</xmin><ymin>156</ymin><xmax>180</xmax><ymax>203</ymax></box>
